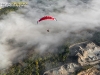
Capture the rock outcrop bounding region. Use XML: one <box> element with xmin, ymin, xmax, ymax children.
<box><xmin>44</xmin><ymin>63</ymin><xmax>79</xmax><ymax>75</ymax></box>
<box><xmin>72</xmin><ymin>42</ymin><xmax>100</xmax><ymax>66</ymax></box>
<box><xmin>43</xmin><ymin>41</ymin><xmax>100</xmax><ymax>75</ymax></box>
<box><xmin>77</xmin><ymin>67</ymin><xmax>100</xmax><ymax>75</ymax></box>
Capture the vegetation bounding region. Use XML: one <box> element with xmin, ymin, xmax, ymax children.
<box><xmin>0</xmin><ymin>45</ymin><xmax>69</xmax><ymax>75</ymax></box>
<box><xmin>0</xmin><ymin>6</ymin><xmax>18</xmax><ymax>16</ymax></box>
<box><xmin>92</xmin><ymin>31</ymin><xmax>100</xmax><ymax>45</ymax></box>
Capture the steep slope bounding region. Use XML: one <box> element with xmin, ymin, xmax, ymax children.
<box><xmin>43</xmin><ymin>41</ymin><xmax>100</xmax><ymax>75</ymax></box>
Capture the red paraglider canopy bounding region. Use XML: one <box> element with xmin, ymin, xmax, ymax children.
<box><xmin>37</xmin><ymin>16</ymin><xmax>57</xmax><ymax>23</ymax></box>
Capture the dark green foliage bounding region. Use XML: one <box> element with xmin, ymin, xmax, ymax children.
<box><xmin>92</xmin><ymin>31</ymin><xmax>100</xmax><ymax>45</ymax></box>
<box><xmin>0</xmin><ymin>6</ymin><xmax>18</xmax><ymax>16</ymax></box>
<box><xmin>1</xmin><ymin>45</ymin><xmax>69</xmax><ymax>75</ymax></box>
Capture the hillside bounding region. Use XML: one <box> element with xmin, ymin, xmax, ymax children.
<box><xmin>0</xmin><ymin>0</ymin><xmax>100</xmax><ymax>75</ymax></box>
<box><xmin>44</xmin><ymin>41</ymin><xmax>100</xmax><ymax>75</ymax></box>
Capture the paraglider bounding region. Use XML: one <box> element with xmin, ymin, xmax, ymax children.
<box><xmin>37</xmin><ymin>15</ymin><xmax>57</xmax><ymax>32</ymax></box>
<box><xmin>47</xmin><ymin>29</ymin><xmax>49</xmax><ymax>32</ymax></box>
<box><xmin>37</xmin><ymin>16</ymin><xmax>57</xmax><ymax>23</ymax></box>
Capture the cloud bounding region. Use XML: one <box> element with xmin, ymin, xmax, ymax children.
<box><xmin>0</xmin><ymin>0</ymin><xmax>100</xmax><ymax>69</ymax></box>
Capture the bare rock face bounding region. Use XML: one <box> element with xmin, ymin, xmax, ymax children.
<box><xmin>43</xmin><ymin>63</ymin><xmax>79</xmax><ymax>75</ymax></box>
<box><xmin>73</xmin><ymin>42</ymin><xmax>100</xmax><ymax>66</ymax></box>
<box><xmin>77</xmin><ymin>67</ymin><xmax>100</xmax><ymax>75</ymax></box>
<box><xmin>69</xmin><ymin>41</ymin><xmax>100</xmax><ymax>66</ymax></box>
<box><xmin>43</xmin><ymin>41</ymin><xmax>100</xmax><ymax>75</ymax></box>
<box><xmin>44</xmin><ymin>66</ymin><xmax>68</xmax><ymax>75</ymax></box>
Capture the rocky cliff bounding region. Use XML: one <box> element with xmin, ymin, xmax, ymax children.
<box><xmin>77</xmin><ymin>67</ymin><xmax>100</xmax><ymax>75</ymax></box>
<box><xmin>43</xmin><ymin>41</ymin><xmax>100</xmax><ymax>75</ymax></box>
